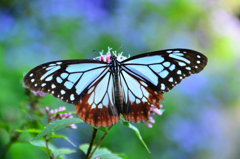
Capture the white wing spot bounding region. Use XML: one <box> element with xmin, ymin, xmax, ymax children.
<box><xmin>41</xmin><ymin>83</ymin><xmax>46</xmax><ymax>87</ymax></box>
<box><xmin>197</xmin><ymin>55</ymin><xmax>201</xmax><ymax>58</ymax></box>
<box><xmin>166</xmin><ymin>50</ymin><xmax>172</xmax><ymax>53</ymax></box>
<box><xmin>136</xmin><ymin>99</ymin><xmax>141</xmax><ymax>104</ymax></box>
<box><xmin>31</xmin><ymin>79</ymin><xmax>35</xmax><ymax>82</ymax></box>
<box><xmin>64</xmin><ymin>81</ymin><xmax>74</xmax><ymax>89</ymax></box>
<box><xmin>195</xmin><ymin>66</ymin><xmax>198</xmax><ymax>69</ymax></box>
<box><xmin>41</xmin><ymin>66</ymin><xmax>61</xmax><ymax>80</ymax></box>
<box><xmin>141</xmin><ymin>86</ymin><xmax>149</xmax><ymax>97</ymax></box>
<box><xmin>46</xmin><ymin>66</ymin><xmax>54</xmax><ymax>71</ymax></box>
<box><xmin>177</xmin><ymin>70</ymin><xmax>182</xmax><ymax>75</ymax></box>
<box><xmin>169</xmin><ymin>77</ymin><xmax>173</xmax><ymax>82</ymax></box>
<box><xmin>173</xmin><ymin>50</ymin><xmax>180</xmax><ymax>53</ymax></box>
<box><xmin>98</xmin><ymin>104</ymin><xmax>103</xmax><ymax>109</ymax></box>
<box><xmin>163</xmin><ymin>62</ymin><xmax>171</xmax><ymax>67</ymax></box>
<box><xmin>178</xmin><ymin>62</ymin><xmax>186</xmax><ymax>66</ymax></box>
<box><xmin>56</xmin><ymin>62</ymin><xmax>62</xmax><ymax>65</ymax></box>
<box><xmin>51</xmin><ymin>84</ymin><xmax>56</xmax><ymax>89</ymax></box>
<box><xmin>197</xmin><ymin>60</ymin><xmax>201</xmax><ymax>64</ymax></box>
<box><xmin>51</xmin><ymin>91</ymin><xmax>54</xmax><ymax>94</ymax></box>
<box><xmin>88</xmin><ymin>92</ymin><xmax>94</xmax><ymax>104</ymax></box>
<box><xmin>61</xmin><ymin>73</ymin><xmax>68</xmax><ymax>79</ymax></box>
<box><xmin>91</xmin><ymin>104</ymin><xmax>96</xmax><ymax>109</ymax></box>
<box><xmin>161</xmin><ymin>83</ymin><xmax>165</xmax><ymax>90</ymax></box>
<box><xmin>179</xmin><ymin>76</ymin><xmax>183</xmax><ymax>79</ymax></box>
<box><xmin>57</xmin><ymin>95</ymin><xmax>60</xmax><ymax>97</ymax></box>
<box><xmin>61</xmin><ymin>97</ymin><xmax>63</xmax><ymax>99</ymax></box>
<box><xmin>34</xmin><ymin>84</ymin><xmax>37</xmax><ymax>87</ymax></box>
<box><xmin>49</xmin><ymin>63</ymin><xmax>56</xmax><ymax>66</ymax></box>
<box><xmin>159</xmin><ymin>70</ymin><xmax>169</xmax><ymax>78</ymax></box>
<box><xmin>169</xmin><ymin>54</ymin><xmax>190</xmax><ymax>64</ymax></box>
<box><xmin>70</xmin><ymin>94</ymin><xmax>75</xmax><ymax>101</ymax></box>
<box><xmin>29</xmin><ymin>73</ymin><xmax>33</xmax><ymax>77</ymax></box>
<box><xmin>186</xmin><ymin>67</ymin><xmax>191</xmax><ymax>70</ymax></box>
<box><xmin>169</xmin><ymin>64</ymin><xmax>175</xmax><ymax>71</ymax></box>
<box><xmin>61</xmin><ymin>90</ymin><xmax>66</xmax><ymax>95</ymax></box>
<box><xmin>45</xmin><ymin>76</ymin><xmax>53</xmax><ymax>81</ymax></box>
<box><xmin>56</xmin><ymin>77</ymin><xmax>63</xmax><ymax>84</ymax></box>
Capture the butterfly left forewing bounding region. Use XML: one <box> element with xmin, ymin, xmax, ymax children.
<box><xmin>24</xmin><ymin>60</ymin><xmax>108</xmax><ymax>104</ymax></box>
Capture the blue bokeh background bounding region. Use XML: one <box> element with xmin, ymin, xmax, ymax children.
<box><xmin>1</xmin><ymin>0</ymin><xmax>240</xmax><ymax>158</ymax></box>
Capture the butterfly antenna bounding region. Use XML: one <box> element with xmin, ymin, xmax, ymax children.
<box><xmin>117</xmin><ymin>44</ymin><xmax>125</xmax><ymax>52</ymax></box>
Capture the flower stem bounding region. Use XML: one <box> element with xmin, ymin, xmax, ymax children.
<box><xmin>85</xmin><ymin>128</ymin><xmax>98</xmax><ymax>159</ymax></box>
<box><xmin>89</xmin><ymin>125</ymin><xmax>113</xmax><ymax>159</ymax></box>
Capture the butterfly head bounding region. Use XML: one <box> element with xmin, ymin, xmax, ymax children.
<box><xmin>94</xmin><ymin>46</ymin><xmax>129</xmax><ymax>63</ymax></box>
<box><xmin>110</xmin><ymin>55</ymin><xmax>117</xmax><ymax>61</ymax></box>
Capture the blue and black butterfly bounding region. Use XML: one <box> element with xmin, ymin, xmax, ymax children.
<box><xmin>24</xmin><ymin>48</ymin><xmax>207</xmax><ymax>126</ymax></box>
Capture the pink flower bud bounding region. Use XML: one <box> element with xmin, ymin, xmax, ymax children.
<box><xmin>45</xmin><ymin>106</ymin><xmax>49</xmax><ymax>112</ymax></box>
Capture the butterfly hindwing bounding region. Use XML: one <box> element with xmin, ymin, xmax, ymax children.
<box><xmin>24</xmin><ymin>60</ymin><xmax>108</xmax><ymax>104</ymax></box>
<box><xmin>119</xmin><ymin>70</ymin><xmax>163</xmax><ymax>123</ymax></box>
<box><xmin>75</xmin><ymin>70</ymin><xmax>119</xmax><ymax>126</ymax></box>
<box><xmin>121</xmin><ymin>49</ymin><xmax>207</xmax><ymax>93</ymax></box>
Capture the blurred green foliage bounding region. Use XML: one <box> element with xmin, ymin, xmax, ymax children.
<box><xmin>1</xmin><ymin>0</ymin><xmax>240</xmax><ymax>159</ymax></box>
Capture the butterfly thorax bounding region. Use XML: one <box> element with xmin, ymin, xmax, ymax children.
<box><xmin>110</xmin><ymin>55</ymin><xmax>124</xmax><ymax>113</ymax></box>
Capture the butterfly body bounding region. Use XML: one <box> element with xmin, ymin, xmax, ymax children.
<box><xmin>24</xmin><ymin>48</ymin><xmax>207</xmax><ymax>127</ymax></box>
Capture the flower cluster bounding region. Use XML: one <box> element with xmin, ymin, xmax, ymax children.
<box><xmin>143</xmin><ymin>104</ymin><xmax>164</xmax><ymax>128</ymax></box>
<box><xmin>45</xmin><ymin>106</ymin><xmax>77</xmax><ymax>129</ymax></box>
<box><xmin>93</xmin><ymin>46</ymin><xmax>129</xmax><ymax>63</ymax></box>
<box><xmin>31</xmin><ymin>90</ymin><xmax>46</xmax><ymax>97</ymax></box>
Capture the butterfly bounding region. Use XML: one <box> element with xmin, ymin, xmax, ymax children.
<box><xmin>24</xmin><ymin>48</ymin><xmax>207</xmax><ymax>127</ymax></box>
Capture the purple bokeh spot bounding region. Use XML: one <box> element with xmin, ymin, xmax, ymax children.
<box><xmin>0</xmin><ymin>11</ymin><xmax>14</xmax><ymax>40</ymax></box>
<box><xmin>178</xmin><ymin>74</ymin><xmax>207</xmax><ymax>95</ymax></box>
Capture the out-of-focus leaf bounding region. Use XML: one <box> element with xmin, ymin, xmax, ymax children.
<box><xmin>52</xmin><ymin>148</ymin><xmax>76</xmax><ymax>158</ymax></box>
<box><xmin>96</xmin><ymin>154</ymin><xmax>127</xmax><ymax>159</ymax></box>
<box><xmin>49</xmin><ymin>134</ymin><xmax>76</xmax><ymax>147</ymax></box>
<box><xmin>33</xmin><ymin>118</ymin><xmax>83</xmax><ymax>140</ymax></box>
<box><xmin>94</xmin><ymin>126</ymin><xmax>109</xmax><ymax>133</ymax></box>
<box><xmin>79</xmin><ymin>144</ymin><xmax>126</xmax><ymax>159</ymax></box>
<box><xmin>0</xmin><ymin>122</ymin><xmax>10</xmax><ymax>132</ymax></box>
<box><xmin>120</xmin><ymin>118</ymin><xmax>150</xmax><ymax>153</ymax></box>
<box><xmin>29</xmin><ymin>140</ymin><xmax>52</xmax><ymax>156</ymax></box>
<box><xmin>16</xmin><ymin>129</ymin><xmax>41</xmax><ymax>134</ymax></box>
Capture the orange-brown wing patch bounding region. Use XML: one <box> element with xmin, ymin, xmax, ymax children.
<box><xmin>75</xmin><ymin>72</ymin><xmax>119</xmax><ymax>127</ymax></box>
<box><xmin>120</xmin><ymin>71</ymin><xmax>163</xmax><ymax>123</ymax></box>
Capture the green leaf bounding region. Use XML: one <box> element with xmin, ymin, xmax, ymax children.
<box><xmin>94</xmin><ymin>126</ymin><xmax>109</xmax><ymax>133</ymax></box>
<box><xmin>29</xmin><ymin>140</ymin><xmax>52</xmax><ymax>156</ymax></box>
<box><xmin>40</xmin><ymin>147</ymin><xmax>52</xmax><ymax>156</ymax></box>
<box><xmin>0</xmin><ymin>122</ymin><xmax>10</xmax><ymax>132</ymax></box>
<box><xmin>52</xmin><ymin>148</ymin><xmax>76</xmax><ymax>158</ymax></box>
<box><xmin>16</xmin><ymin>129</ymin><xmax>41</xmax><ymax>134</ymax></box>
<box><xmin>79</xmin><ymin>144</ymin><xmax>126</xmax><ymax>159</ymax></box>
<box><xmin>120</xmin><ymin>118</ymin><xmax>150</xmax><ymax>153</ymax></box>
<box><xmin>96</xmin><ymin>154</ymin><xmax>127</xmax><ymax>159</ymax></box>
<box><xmin>49</xmin><ymin>134</ymin><xmax>76</xmax><ymax>147</ymax></box>
<box><xmin>33</xmin><ymin>118</ymin><xmax>83</xmax><ymax>140</ymax></box>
